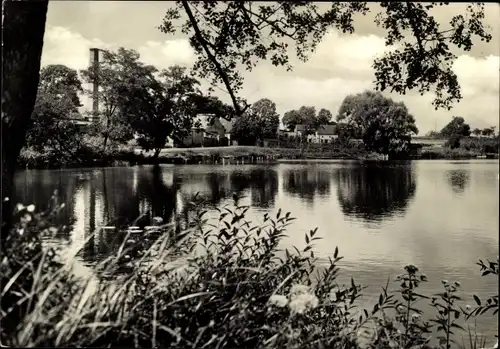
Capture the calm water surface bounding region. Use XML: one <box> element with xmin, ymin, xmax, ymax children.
<box><xmin>13</xmin><ymin>160</ymin><xmax>499</xmax><ymax>340</ymax></box>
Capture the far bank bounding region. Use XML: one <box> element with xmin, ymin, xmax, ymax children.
<box><xmin>17</xmin><ymin>144</ymin><xmax>499</xmax><ymax>170</ymax></box>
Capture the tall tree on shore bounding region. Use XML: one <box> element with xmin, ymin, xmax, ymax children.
<box><xmin>38</xmin><ymin>64</ymin><xmax>83</xmax><ymax>112</ymax></box>
<box><xmin>26</xmin><ymin>65</ymin><xmax>84</xmax><ymax>152</ymax></box>
<box><xmin>122</xmin><ymin>65</ymin><xmax>230</xmax><ymax>159</ymax></box>
<box><xmin>160</xmin><ymin>2</ymin><xmax>492</xmax><ymax>115</ymax></box>
<box><xmin>440</xmin><ymin>116</ymin><xmax>471</xmax><ymax>138</ymax></box>
<box><xmin>337</xmin><ymin>91</ymin><xmax>418</xmax><ymax>156</ymax></box>
<box><xmin>2</xmin><ymin>0</ymin><xmax>49</xmax><ymax>237</ymax></box>
<box><xmin>231</xmin><ymin>98</ymin><xmax>280</xmax><ymax>145</ymax></box>
<box><xmin>282</xmin><ymin>110</ymin><xmax>303</xmax><ymax>132</ymax></box>
<box><xmin>317</xmin><ymin>108</ymin><xmax>334</xmax><ymax>125</ymax></box>
<box><xmin>80</xmin><ymin>48</ymin><xmax>154</xmax><ymax>151</ymax></box>
<box><xmin>282</xmin><ymin>106</ymin><xmax>319</xmax><ymax>134</ymax></box>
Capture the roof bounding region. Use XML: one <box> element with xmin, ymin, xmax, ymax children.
<box><xmin>295</xmin><ymin>124</ymin><xmax>308</xmax><ymax>132</ymax></box>
<box><xmin>317</xmin><ymin>124</ymin><xmax>337</xmax><ymax>135</ymax></box>
<box><xmin>294</xmin><ymin>124</ymin><xmax>337</xmax><ymax>135</ymax></box>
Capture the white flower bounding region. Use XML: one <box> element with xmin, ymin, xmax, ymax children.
<box><xmin>16</xmin><ymin>203</ymin><xmax>25</xmax><ymax>211</ymax></box>
<box><xmin>465</xmin><ymin>305</ymin><xmax>472</xmax><ymax>310</ymax></box>
<box><xmin>27</xmin><ymin>204</ymin><xmax>35</xmax><ymax>212</ymax></box>
<box><xmin>268</xmin><ymin>294</ymin><xmax>288</xmax><ymax>308</ymax></box>
<box><xmin>152</xmin><ymin>216</ymin><xmax>163</xmax><ymax>225</ymax></box>
<box><xmin>289</xmin><ymin>292</ymin><xmax>319</xmax><ymax>315</ymax></box>
<box><xmin>289</xmin><ymin>284</ymin><xmax>310</xmax><ymax>296</ymax></box>
<box><xmin>21</xmin><ymin>214</ymin><xmax>32</xmax><ymax>223</ymax></box>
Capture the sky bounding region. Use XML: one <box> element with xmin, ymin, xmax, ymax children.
<box><xmin>41</xmin><ymin>1</ymin><xmax>500</xmax><ymax>134</ymax></box>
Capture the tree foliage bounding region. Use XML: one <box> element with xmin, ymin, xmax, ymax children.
<box><xmin>472</xmin><ymin>128</ymin><xmax>482</xmax><ymax>137</ymax></box>
<box><xmin>160</xmin><ymin>2</ymin><xmax>492</xmax><ymax>114</ymax></box>
<box><xmin>440</xmin><ymin>116</ymin><xmax>471</xmax><ymax>138</ymax></box>
<box><xmin>282</xmin><ymin>106</ymin><xmax>333</xmax><ymax>135</ymax></box>
<box><xmin>481</xmin><ymin>126</ymin><xmax>496</xmax><ymax>137</ymax></box>
<box><xmin>80</xmin><ymin>48</ymin><xmax>153</xmax><ymax>150</ymax></box>
<box><xmin>231</xmin><ymin>98</ymin><xmax>280</xmax><ymax>145</ymax></box>
<box><xmin>122</xmin><ymin>64</ymin><xmax>229</xmax><ymax>157</ymax></box>
<box><xmin>317</xmin><ymin>108</ymin><xmax>333</xmax><ymax>125</ymax></box>
<box><xmin>38</xmin><ymin>64</ymin><xmax>83</xmax><ymax>112</ymax></box>
<box><xmin>337</xmin><ymin>90</ymin><xmax>418</xmax><ymax>156</ymax></box>
<box><xmin>25</xmin><ymin>64</ymin><xmax>83</xmax><ymax>154</ymax></box>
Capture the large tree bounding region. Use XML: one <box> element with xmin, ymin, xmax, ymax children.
<box><xmin>38</xmin><ymin>64</ymin><xmax>83</xmax><ymax>112</ymax></box>
<box><xmin>2</xmin><ymin>0</ymin><xmax>49</xmax><ymax>237</ymax></box>
<box><xmin>337</xmin><ymin>91</ymin><xmax>418</xmax><ymax>156</ymax></box>
<box><xmin>282</xmin><ymin>110</ymin><xmax>303</xmax><ymax>132</ymax></box>
<box><xmin>160</xmin><ymin>2</ymin><xmax>492</xmax><ymax>115</ymax></box>
<box><xmin>317</xmin><ymin>108</ymin><xmax>333</xmax><ymax>125</ymax></box>
<box><xmin>80</xmin><ymin>48</ymin><xmax>154</xmax><ymax>151</ymax></box>
<box><xmin>282</xmin><ymin>106</ymin><xmax>319</xmax><ymax>134</ymax></box>
<box><xmin>231</xmin><ymin>98</ymin><xmax>280</xmax><ymax>145</ymax></box>
<box><xmin>25</xmin><ymin>65</ymin><xmax>83</xmax><ymax>152</ymax></box>
<box><xmin>122</xmin><ymin>65</ymin><xmax>229</xmax><ymax>159</ymax></box>
<box><xmin>440</xmin><ymin>116</ymin><xmax>471</xmax><ymax>138</ymax></box>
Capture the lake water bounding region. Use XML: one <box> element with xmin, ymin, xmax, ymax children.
<box><xmin>13</xmin><ymin>160</ymin><xmax>499</xmax><ymax>342</ymax></box>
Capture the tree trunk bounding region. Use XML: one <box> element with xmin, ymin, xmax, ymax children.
<box><xmin>2</xmin><ymin>1</ymin><xmax>49</xmax><ymax>242</ymax></box>
<box><xmin>153</xmin><ymin>148</ymin><xmax>161</xmax><ymax>162</ymax></box>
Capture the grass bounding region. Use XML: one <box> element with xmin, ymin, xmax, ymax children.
<box><xmin>1</xmin><ymin>194</ymin><xmax>498</xmax><ymax>348</ymax></box>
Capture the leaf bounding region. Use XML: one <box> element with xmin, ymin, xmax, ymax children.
<box><xmin>473</xmin><ymin>295</ymin><xmax>481</xmax><ymax>306</ymax></box>
<box><xmin>334</xmin><ymin>246</ymin><xmax>338</xmax><ymax>259</ymax></box>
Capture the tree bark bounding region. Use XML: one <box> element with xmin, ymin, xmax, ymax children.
<box><xmin>2</xmin><ymin>1</ymin><xmax>49</xmax><ymax>242</ymax></box>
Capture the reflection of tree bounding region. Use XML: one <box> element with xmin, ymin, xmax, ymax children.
<box><xmin>335</xmin><ymin>163</ymin><xmax>416</xmax><ymax>222</ymax></box>
<box><xmin>136</xmin><ymin>165</ymin><xmax>181</xmax><ymax>225</ymax></box>
<box><xmin>446</xmin><ymin>169</ymin><xmax>470</xmax><ymax>194</ymax></box>
<box><xmin>187</xmin><ymin>168</ymin><xmax>279</xmax><ymax>208</ymax></box>
<box><xmin>282</xmin><ymin>167</ymin><xmax>331</xmax><ymax>203</ymax></box>
<box><xmin>13</xmin><ymin>170</ymin><xmax>77</xmax><ymax>235</ymax></box>
<box><xmin>249</xmin><ymin>168</ymin><xmax>279</xmax><ymax>208</ymax></box>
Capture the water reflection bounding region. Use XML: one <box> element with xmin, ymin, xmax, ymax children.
<box><xmin>282</xmin><ymin>167</ymin><xmax>331</xmax><ymax>204</ymax></box>
<box><xmin>11</xmin><ymin>161</ymin><xmax>498</xmax><ymax>339</ymax></box>
<box><xmin>446</xmin><ymin>169</ymin><xmax>470</xmax><ymax>194</ymax></box>
<box><xmin>335</xmin><ymin>162</ymin><xmax>417</xmax><ymax>222</ymax></box>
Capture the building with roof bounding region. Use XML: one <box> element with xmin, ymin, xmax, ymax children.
<box><xmin>182</xmin><ymin>114</ymin><xmax>231</xmax><ymax>147</ymax></box>
<box><xmin>293</xmin><ymin>124</ymin><xmax>338</xmax><ymax>144</ymax></box>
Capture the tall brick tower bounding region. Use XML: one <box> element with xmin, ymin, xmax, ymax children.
<box><xmin>89</xmin><ymin>48</ymin><xmax>100</xmax><ymax>122</ymax></box>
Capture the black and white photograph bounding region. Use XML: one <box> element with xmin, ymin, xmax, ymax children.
<box><xmin>2</xmin><ymin>1</ymin><xmax>499</xmax><ymax>348</ymax></box>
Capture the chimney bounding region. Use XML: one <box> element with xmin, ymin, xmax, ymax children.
<box><xmin>89</xmin><ymin>48</ymin><xmax>100</xmax><ymax>122</ymax></box>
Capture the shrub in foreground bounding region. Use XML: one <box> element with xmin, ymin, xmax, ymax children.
<box><xmin>1</xmin><ymin>196</ymin><xmax>498</xmax><ymax>348</ymax></box>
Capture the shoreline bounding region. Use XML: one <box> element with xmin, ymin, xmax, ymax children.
<box><xmin>17</xmin><ymin>145</ymin><xmax>499</xmax><ymax>170</ymax></box>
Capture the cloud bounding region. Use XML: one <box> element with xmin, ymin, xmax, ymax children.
<box><xmin>40</xmin><ymin>26</ymin><xmax>499</xmax><ymax>133</ymax></box>
<box><xmin>137</xmin><ymin>39</ymin><xmax>196</xmax><ymax>69</ymax></box>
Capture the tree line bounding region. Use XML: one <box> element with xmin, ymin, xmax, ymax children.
<box><xmin>26</xmin><ymin>48</ymin><xmax>237</xmax><ymax>161</ymax></box>
<box><xmin>426</xmin><ymin>116</ymin><xmax>498</xmax><ymax>149</ymax></box>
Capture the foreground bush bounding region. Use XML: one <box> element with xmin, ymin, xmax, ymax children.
<box><xmin>1</xmin><ymin>196</ymin><xmax>498</xmax><ymax>348</ymax></box>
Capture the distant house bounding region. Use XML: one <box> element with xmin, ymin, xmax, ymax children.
<box><xmin>294</xmin><ymin>125</ymin><xmax>309</xmax><ymax>138</ymax></box>
<box><xmin>183</xmin><ymin>114</ymin><xmax>230</xmax><ymax>147</ymax></box>
<box><xmin>293</xmin><ymin>124</ymin><xmax>338</xmax><ymax>144</ymax></box>
<box><xmin>310</xmin><ymin>124</ymin><xmax>338</xmax><ymax>144</ymax></box>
